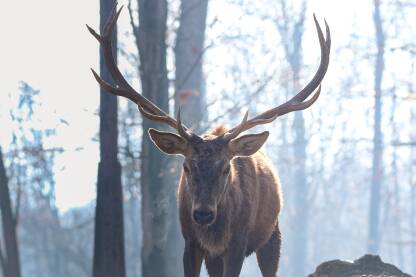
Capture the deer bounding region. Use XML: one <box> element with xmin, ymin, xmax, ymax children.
<box><xmin>87</xmin><ymin>5</ymin><xmax>330</xmax><ymax>277</ymax></box>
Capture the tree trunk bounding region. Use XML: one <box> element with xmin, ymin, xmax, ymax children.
<box><xmin>276</xmin><ymin>2</ymin><xmax>308</xmax><ymax>275</ymax></box>
<box><xmin>291</xmin><ymin>110</ymin><xmax>308</xmax><ymax>277</ymax></box>
<box><xmin>93</xmin><ymin>0</ymin><xmax>125</xmax><ymax>276</ymax></box>
<box><xmin>164</xmin><ymin>0</ymin><xmax>209</xmax><ymax>276</ymax></box>
<box><xmin>174</xmin><ymin>0</ymin><xmax>208</xmax><ymax>131</ymax></box>
<box><xmin>136</xmin><ymin>1</ymin><xmax>171</xmax><ymax>276</ymax></box>
<box><xmin>411</xmin><ymin>111</ymin><xmax>416</xmax><ymax>277</ymax></box>
<box><xmin>412</xmin><ymin>165</ymin><xmax>416</xmax><ymax>277</ymax></box>
<box><xmin>390</xmin><ymin>93</ymin><xmax>404</xmax><ymax>268</ymax></box>
<box><xmin>367</xmin><ymin>0</ymin><xmax>385</xmax><ymax>254</ymax></box>
<box><xmin>0</xmin><ymin>147</ymin><xmax>21</xmax><ymax>277</ymax></box>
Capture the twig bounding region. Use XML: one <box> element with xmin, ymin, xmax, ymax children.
<box><xmin>200</xmin><ymin>70</ymin><xmax>276</xmax><ymax>132</ymax></box>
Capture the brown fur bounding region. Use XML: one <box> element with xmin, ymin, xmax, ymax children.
<box><xmin>178</xmin><ymin>125</ymin><xmax>283</xmax><ymax>277</ymax></box>
<box><xmin>207</xmin><ymin>124</ymin><xmax>229</xmax><ymax>136</ymax></box>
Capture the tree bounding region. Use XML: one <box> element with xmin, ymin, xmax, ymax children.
<box><xmin>92</xmin><ymin>0</ymin><xmax>125</xmax><ymax>276</ymax></box>
<box><xmin>128</xmin><ymin>1</ymin><xmax>172</xmax><ymax>276</ymax></box>
<box><xmin>165</xmin><ymin>0</ymin><xmax>209</xmax><ymax>275</ymax></box>
<box><xmin>368</xmin><ymin>0</ymin><xmax>385</xmax><ymax>254</ymax></box>
<box><xmin>410</xmin><ymin>111</ymin><xmax>416</xmax><ymax>276</ymax></box>
<box><xmin>275</xmin><ymin>1</ymin><xmax>309</xmax><ymax>276</ymax></box>
<box><xmin>174</xmin><ymin>0</ymin><xmax>209</xmax><ymax>131</ymax></box>
<box><xmin>0</xmin><ymin>147</ymin><xmax>21</xmax><ymax>277</ymax></box>
<box><xmin>389</xmin><ymin>89</ymin><xmax>404</xmax><ymax>268</ymax></box>
<box><xmin>1</xmin><ymin>82</ymin><xmax>64</xmax><ymax>277</ymax></box>
<box><xmin>119</xmin><ymin>101</ymin><xmax>142</xmax><ymax>277</ymax></box>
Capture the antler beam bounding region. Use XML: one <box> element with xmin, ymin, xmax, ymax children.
<box><xmin>223</xmin><ymin>14</ymin><xmax>331</xmax><ymax>142</ymax></box>
<box><xmin>87</xmin><ymin>4</ymin><xmax>185</xmax><ymax>131</ymax></box>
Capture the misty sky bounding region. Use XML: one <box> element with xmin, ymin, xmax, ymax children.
<box><xmin>0</xmin><ymin>0</ymin><xmax>391</xmax><ymax>211</ymax></box>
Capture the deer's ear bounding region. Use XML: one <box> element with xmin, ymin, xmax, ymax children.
<box><xmin>148</xmin><ymin>128</ymin><xmax>187</xmax><ymax>155</ymax></box>
<box><xmin>228</xmin><ymin>131</ymin><xmax>269</xmax><ymax>157</ymax></box>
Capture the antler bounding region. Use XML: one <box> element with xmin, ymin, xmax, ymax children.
<box><xmin>87</xmin><ymin>4</ymin><xmax>192</xmax><ymax>135</ymax></box>
<box><xmin>222</xmin><ymin>15</ymin><xmax>331</xmax><ymax>142</ymax></box>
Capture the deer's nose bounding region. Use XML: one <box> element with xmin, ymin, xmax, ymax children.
<box><xmin>193</xmin><ymin>209</ymin><xmax>215</xmax><ymax>225</ymax></box>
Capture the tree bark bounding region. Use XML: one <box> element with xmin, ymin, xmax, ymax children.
<box><xmin>291</xmin><ymin>110</ymin><xmax>308</xmax><ymax>277</ymax></box>
<box><xmin>136</xmin><ymin>1</ymin><xmax>171</xmax><ymax>276</ymax></box>
<box><xmin>368</xmin><ymin>0</ymin><xmax>385</xmax><ymax>254</ymax></box>
<box><xmin>276</xmin><ymin>2</ymin><xmax>308</xmax><ymax>276</ymax></box>
<box><xmin>174</xmin><ymin>0</ymin><xmax>208</xmax><ymax>131</ymax></box>
<box><xmin>92</xmin><ymin>0</ymin><xmax>125</xmax><ymax>276</ymax></box>
<box><xmin>0</xmin><ymin>147</ymin><xmax>21</xmax><ymax>277</ymax></box>
<box><xmin>165</xmin><ymin>1</ymin><xmax>209</xmax><ymax>275</ymax></box>
<box><xmin>390</xmin><ymin>93</ymin><xmax>404</xmax><ymax>268</ymax></box>
<box><xmin>411</xmin><ymin>111</ymin><xmax>416</xmax><ymax>277</ymax></box>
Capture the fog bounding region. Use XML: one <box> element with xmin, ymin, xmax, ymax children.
<box><xmin>0</xmin><ymin>0</ymin><xmax>415</xmax><ymax>276</ymax></box>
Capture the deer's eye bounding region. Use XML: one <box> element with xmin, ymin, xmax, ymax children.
<box><xmin>183</xmin><ymin>164</ymin><xmax>190</xmax><ymax>174</ymax></box>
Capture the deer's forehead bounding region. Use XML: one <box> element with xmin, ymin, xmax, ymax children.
<box><xmin>186</xmin><ymin>153</ymin><xmax>225</xmax><ymax>166</ymax></box>
<box><xmin>185</xmin><ymin>142</ymin><xmax>226</xmax><ymax>167</ymax></box>
<box><xmin>188</xmin><ymin>139</ymin><xmax>225</xmax><ymax>157</ymax></box>
<box><xmin>187</xmin><ymin>159</ymin><xmax>225</xmax><ymax>175</ymax></box>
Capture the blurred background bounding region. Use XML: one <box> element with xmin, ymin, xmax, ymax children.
<box><xmin>0</xmin><ymin>0</ymin><xmax>415</xmax><ymax>276</ymax></box>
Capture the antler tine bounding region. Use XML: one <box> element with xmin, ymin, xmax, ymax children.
<box><xmin>103</xmin><ymin>4</ymin><xmax>122</xmax><ymax>38</ymax></box>
<box><xmin>324</xmin><ymin>19</ymin><xmax>331</xmax><ymax>55</ymax></box>
<box><xmin>91</xmin><ymin>69</ymin><xmax>137</xmax><ymax>103</ymax></box>
<box><xmin>86</xmin><ymin>6</ymin><xmax>134</xmax><ymax>93</ymax></box>
<box><xmin>222</xmin><ymin>111</ymin><xmax>249</xmax><ymax>142</ymax></box>
<box><xmin>87</xmin><ymin>4</ymin><xmax>180</xmax><ymax>130</ymax></box>
<box><xmin>223</xmin><ymin>15</ymin><xmax>331</xmax><ymax>141</ymax></box>
<box><xmin>135</xmin><ymin>105</ymin><xmax>178</xmax><ymax>128</ymax></box>
<box><xmin>291</xmin><ymin>14</ymin><xmax>330</xmax><ymax>103</ymax></box>
<box><xmin>176</xmin><ymin>107</ymin><xmax>193</xmax><ymax>140</ymax></box>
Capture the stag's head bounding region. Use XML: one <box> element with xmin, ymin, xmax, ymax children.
<box><xmin>87</xmin><ymin>5</ymin><xmax>331</xmax><ymax>226</ymax></box>
<box><xmin>149</xmin><ymin>112</ymin><xmax>270</xmax><ymax>225</ymax></box>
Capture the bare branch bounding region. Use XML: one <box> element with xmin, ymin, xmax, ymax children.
<box><xmin>221</xmin><ymin>16</ymin><xmax>331</xmax><ymax>141</ymax></box>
